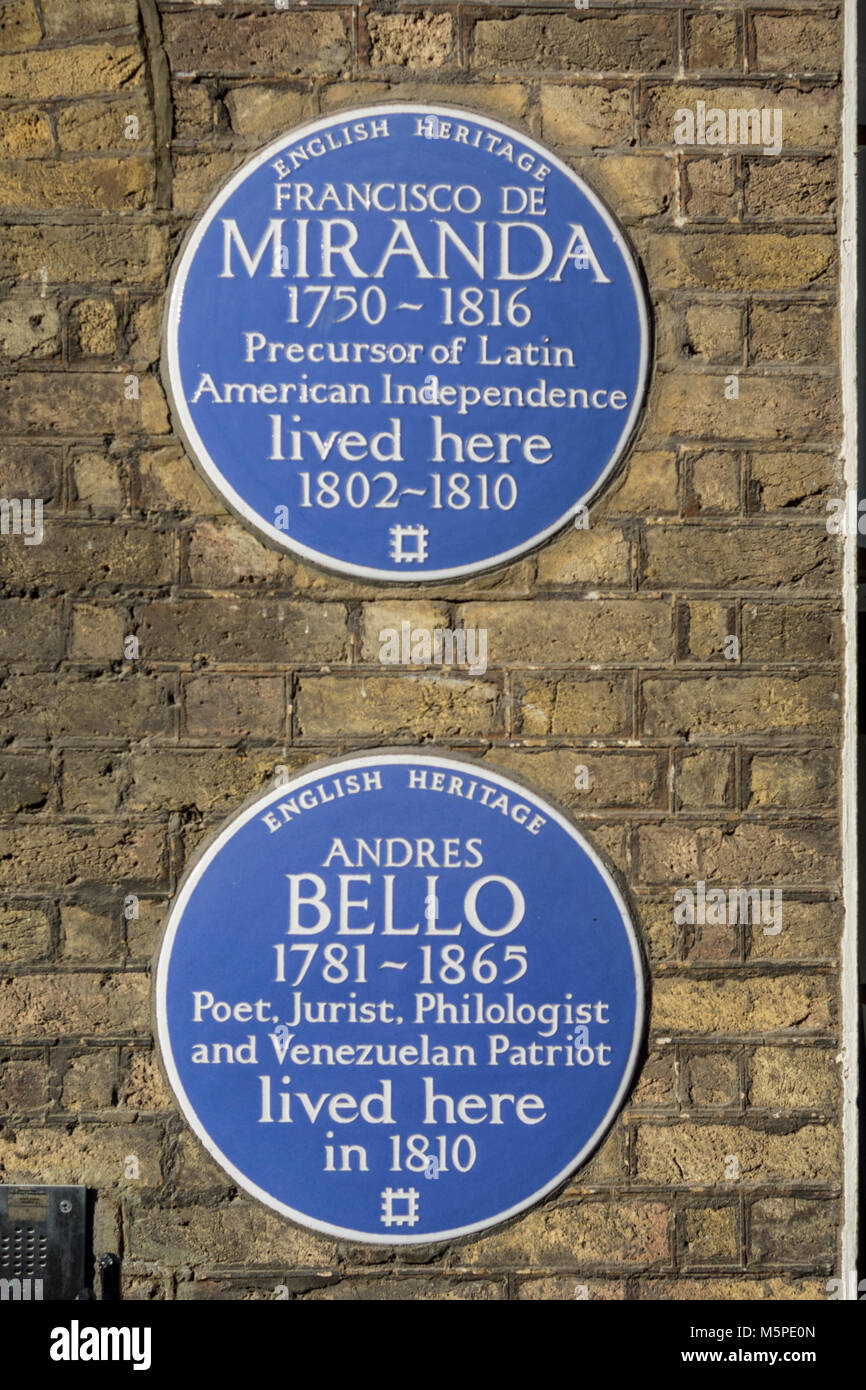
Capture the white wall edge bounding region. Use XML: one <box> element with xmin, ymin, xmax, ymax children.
<box><xmin>840</xmin><ymin>0</ymin><xmax>859</xmax><ymax>1300</ymax></box>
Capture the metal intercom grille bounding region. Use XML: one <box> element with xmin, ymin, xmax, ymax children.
<box><xmin>0</xmin><ymin>1185</ymin><xmax>87</xmax><ymax>1301</ymax></box>
<box><xmin>0</xmin><ymin>1221</ymin><xmax>48</xmax><ymax>1276</ymax></box>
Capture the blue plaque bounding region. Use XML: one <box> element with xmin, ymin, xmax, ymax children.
<box><xmin>164</xmin><ymin>106</ymin><xmax>649</xmax><ymax>580</ymax></box>
<box><xmin>156</xmin><ymin>753</ymin><xmax>645</xmax><ymax>1244</ymax></box>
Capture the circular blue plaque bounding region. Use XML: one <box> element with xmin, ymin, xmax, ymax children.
<box><xmin>164</xmin><ymin>106</ymin><xmax>649</xmax><ymax>580</ymax></box>
<box><xmin>156</xmin><ymin>753</ymin><xmax>645</xmax><ymax>1244</ymax></box>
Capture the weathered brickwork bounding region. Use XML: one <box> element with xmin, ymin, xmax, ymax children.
<box><xmin>0</xmin><ymin>1</ymin><xmax>847</xmax><ymax>1301</ymax></box>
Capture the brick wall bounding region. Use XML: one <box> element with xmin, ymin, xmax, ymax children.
<box><xmin>0</xmin><ymin>0</ymin><xmax>847</xmax><ymax>1300</ymax></box>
